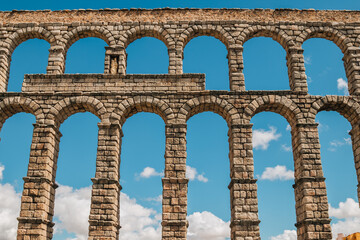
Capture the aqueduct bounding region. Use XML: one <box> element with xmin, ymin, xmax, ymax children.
<box><xmin>0</xmin><ymin>8</ymin><xmax>360</xmax><ymax>240</ymax></box>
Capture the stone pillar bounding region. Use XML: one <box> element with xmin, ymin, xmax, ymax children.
<box><xmin>0</xmin><ymin>48</ymin><xmax>11</xmax><ymax>92</ymax></box>
<box><xmin>47</xmin><ymin>46</ymin><xmax>65</xmax><ymax>74</ymax></box>
<box><xmin>228</xmin><ymin>47</ymin><xmax>245</xmax><ymax>91</ymax></box>
<box><xmin>104</xmin><ymin>47</ymin><xmax>126</xmax><ymax>74</ymax></box>
<box><xmin>89</xmin><ymin>122</ymin><xmax>122</xmax><ymax>240</ymax></box>
<box><xmin>17</xmin><ymin>123</ymin><xmax>61</xmax><ymax>240</ymax></box>
<box><xmin>162</xmin><ymin>123</ymin><xmax>188</xmax><ymax>240</ymax></box>
<box><xmin>286</xmin><ymin>47</ymin><xmax>308</xmax><ymax>93</ymax></box>
<box><xmin>291</xmin><ymin>123</ymin><xmax>332</xmax><ymax>240</ymax></box>
<box><xmin>349</xmin><ymin>124</ymin><xmax>360</xmax><ymax>205</ymax></box>
<box><xmin>228</xmin><ymin>124</ymin><xmax>260</xmax><ymax>240</ymax></box>
<box><xmin>343</xmin><ymin>47</ymin><xmax>360</xmax><ymax>95</ymax></box>
<box><xmin>168</xmin><ymin>47</ymin><xmax>183</xmax><ymax>74</ymax></box>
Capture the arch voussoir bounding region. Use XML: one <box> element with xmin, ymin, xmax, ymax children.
<box><xmin>309</xmin><ymin>96</ymin><xmax>360</xmax><ymax>127</ymax></box>
<box><xmin>178</xmin><ymin>96</ymin><xmax>240</xmax><ymax>126</ymax></box>
<box><xmin>48</xmin><ymin>96</ymin><xmax>106</xmax><ymax>127</ymax></box>
<box><xmin>244</xmin><ymin>95</ymin><xmax>304</xmax><ymax>126</ymax></box>
<box><xmin>0</xmin><ymin>97</ymin><xmax>42</xmax><ymax>127</ymax></box>
<box><xmin>112</xmin><ymin>96</ymin><xmax>174</xmax><ymax>126</ymax></box>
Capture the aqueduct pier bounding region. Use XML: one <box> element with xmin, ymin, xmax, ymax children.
<box><xmin>0</xmin><ymin>8</ymin><xmax>360</xmax><ymax>240</ymax></box>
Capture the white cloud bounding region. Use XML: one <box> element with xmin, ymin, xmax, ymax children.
<box><xmin>139</xmin><ymin>167</ymin><xmax>163</xmax><ymax>179</ymax></box>
<box><xmin>337</xmin><ymin>78</ymin><xmax>349</xmax><ymax>95</ymax></box>
<box><xmin>145</xmin><ymin>195</ymin><xmax>162</xmax><ymax>203</ymax></box>
<box><xmin>317</xmin><ymin>121</ymin><xmax>329</xmax><ymax>132</ymax></box>
<box><xmin>329</xmin><ymin>198</ymin><xmax>360</xmax><ymax>239</ymax></box>
<box><xmin>344</xmin><ymin>138</ymin><xmax>352</xmax><ymax>145</ymax></box>
<box><xmin>308</xmin><ymin>76</ymin><xmax>313</xmax><ymax>83</ymax></box>
<box><xmin>0</xmin><ymin>180</ymin><xmax>241</xmax><ymax>240</ymax></box>
<box><xmin>120</xmin><ymin>193</ymin><xmax>161</xmax><ymax>240</ymax></box>
<box><xmin>329</xmin><ymin>138</ymin><xmax>352</xmax><ymax>152</ymax></box>
<box><xmin>260</xmin><ymin>165</ymin><xmax>294</xmax><ymax>181</ymax></box>
<box><xmin>187</xmin><ymin>211</ymin><xmax>230</xmax><ymax>240</ymax></box>
<box><xmin>0</xmin><ymin>164</ymin><xmax>4</xmax><ymax>180</ymax></box>
<box><xmin>186</xmin><ymin>166</ymin><xmax>208</xmax><ymax>183</ymax></box>
<box><xmin>253</xmin><ymin>126</ymin><xmax>281</xmax><ymax>150</ymax></box>
<box><xmin>53</xmin><ymin>184</ymin><xmax>162</xmax><ymax>240</ymax></box>
<box><xmin>281</xmin><ymin>144</ymin><xmax>292</xmax><ymax>152</ymax></box>
<box><xmin>331</xmin><ymin>217</ymin><xmax>360</xmax><ymax>239</ymax></box>
<box><xmin>53</xmin><ymin>185</ymin><xmax>92</xmax><ymax>240</ymax></box>
<box><xmin>329</xmin><ymin>198</ymin><xmax>360</xmax><ymax>219</ymax></box>
<box><xmin>0</xmin><ymin>183</ymin><xmax>21</xmax><ymax>240</ymax></box>
<box><xmin>270</xmin><ymin>230</ymin><xmax>297</xmax><ymax>240</ymax></box>
<box><xmin>304</xmin><ymin>55</ymin><xmax>311</xmax><ymax>65</ymax></box>
<box><xmin>286</xmin><ymin>124</ymin><xmax>291</xmax><ymax>131</ymax></box>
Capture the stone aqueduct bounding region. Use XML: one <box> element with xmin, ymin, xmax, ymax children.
<box><xmin>0</xmin><ymin>8</ymin><xmax>360</xmax><ymax>240</ymax></box>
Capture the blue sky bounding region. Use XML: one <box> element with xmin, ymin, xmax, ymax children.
<box><xmin>0</xmin><ymin>1</ymin><xmax>359</xmax><ymax>240</ymax></box>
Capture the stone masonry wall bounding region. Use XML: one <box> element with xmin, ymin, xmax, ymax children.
<box><xmin>0</xmin><ymin>8</ymin><xmax>359</xmax><ymax>240</ymax></box>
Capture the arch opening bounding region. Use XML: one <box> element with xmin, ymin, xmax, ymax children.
<box><xmin>8</xmin><ymin>39</ymin><xmax>50</xmax><ymax>92</ymax></box>
<box><xmin>303</xmin><ymin>38</ymin><xmax>348</xmax><ymax>96</ymax></box>
<box><xmin>126</xmin><ymin>37</ymin><xmax>169</xmax><ymax>74</ymax></box>
<box><xmin>183</xmin><ymin>36</ymin><xmax>229</xmax><ymax>90</ymax></box>
<box><xmin>243</xmin><ymin>37</ymin><xmax>289</xmax><ymax>91</ymax></box>
<box><xmin>65</xmin><ymin>38</ymin><xmax>107</xmax><ymax>74</ymax></box>
<box><xmin>251</xmin><ymin>112</ymin><xmax>296</xmax><ymax>239</ymax></box>
<box><xmin>53</xmin><ymin>112</ymin><xmax>99</xmax><ymax>240</ymax></box>
<box><xmin>316</xmin><ymin>111</ymin><xmax>359</xmax><ymax>238</ymax></box>
<box><xmin>186</xmin><ymin>112</ymin><xmax>230</xmax><ymax>240</ymax></box>
<box><xmin>119</xmin><ymin>112</ymin><xmax>164</xmax><ymax>238</ymax></box>
<box><xmin>0</xmin><ymin>113</ymin><xmax>35</xmax><ymax>239</ymax></box>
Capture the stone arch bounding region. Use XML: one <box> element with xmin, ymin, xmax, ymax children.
<box><xmin>3</xmin><ymin>27</ymin><xmax>57</xmax><ymax>55</ymax></box>
<box><xmin>298</xmin><ymin>26</ymin><xmax>353</xmax><ymax>53</ymax></box>
<box><xmin>238</xmin><ymin>25</ymin><xmax>295</xmax><ymax>51</ymax></box>
<box><xmin>0</xmin><ymin>27</ymin><xmax>57</xmax><ymax>92</ymax></box>
<box><xmin>243</xmin><ymin>95</ymin><xmax>304</xmax><ymax>127</ymax></box>
<box><xmin>111</xmin><ymin>96</ymin><xmax>175</xmax><ymax>126</ymax></box>
<box><xmin>178</xmin><ymin>25</ymin><xmax>235</xmax><ymax>50</ymax></box>
<box><xmin>63</xmin><ymin>26</ymin><xmax>116</xmax><ymax>55</ymax></box>
<box><xmin>120</xmin><ymin>25</ymin><xmax>173</xmax><ymax>49</ymax></box>
<box><xmin>178</xmin><ymin>96</ymin><xmax>241</xmax><ymax>126</ymax></box>
<box><xmin>48</xmin><ymin>96</ymin><xmax>106</xmax><ymax>127</ymax></box>
<box><xmin>0</xmin><ymin>96</ymin><xmax>43</xmax><ymax>130</ymax></box>
<box><xmin>309</xmin><ymin>96</ymin><xmax>360</xmax><ymax>127</ymax></box>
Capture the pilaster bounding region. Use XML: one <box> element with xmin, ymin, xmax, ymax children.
<box><xmin>17</xmin><ymin>123</ymin><xmax>62</xmax><ymax>240</ymax></box>
<box><xmin>343</xmin><ymin>47</ymin><xmax>360</xmax><ymax>95</ymax></box>
<box><xmin>0</xmin><ymin>48</ymin><xmax>10</xmax><ymax>92</ymax></box>
<box><xmin>229</xmin><ymin>124</ymin><xmax>260</xmax><ymax>240</ymax></box>
<box><xmin>291</xmin><ymin>123</ymin><xmax>332</xmax><ymax>240</ymax></box>
<box><xmin>286</xmin><ymin>47</ymin><xmax>308</xmax><ymax>93</ymax></box>
<box><xmin>88</xmin><ymin>122</ymin><xmax>122</xmax><ymax>240</ymax></box>
<box><xmin>228</xmin><ymin>47</ymin><xmax>245</xmax><ymax>91</ymax></box>
<box><xmin>349</xmin><ymin>124</ymin><xmax>360</xmax><ymax>205</ymax></box>
<box><xmin>162</xmin><ymin>123</ymin><xmax>188</xmax><ymax>240</ymax></box>
<box><xmin>47</xmin><ymin>46</ymin><xmax>65</xmax><ymax>74</ymax></box>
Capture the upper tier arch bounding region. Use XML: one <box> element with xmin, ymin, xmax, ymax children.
<box><xmin>2</xmin><ymin>27</ymin><xmax>56</xmax><ymax>55</ymax></box>
<box><xmin>238</xmin><ymin>26</ymin><xmax>295</xmax><ymax>51</ymax></box>
<box><xmin>63</xmin><ymin>26</ymin><xmax>116</xmax><ymax>54</ymax></box>
<box><xmin>178</xmin><ymin>25</ymin><xmax>235</xmax><ymax>49</ymax></box>
<box><xmin>297</xmin><ymin>26</ymin><xmax>353</xmax><ymax>53</ymax></box>
<box><xmin>120</xmin><ymin>26</ymin><xmax>173</xmax><ymax>49</ymax></box>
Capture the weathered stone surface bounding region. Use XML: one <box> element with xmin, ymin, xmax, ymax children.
<box><xmin>0</xmin><ymin>7</ymin><xmax>358</xmax><ymax>240</ymax></box>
